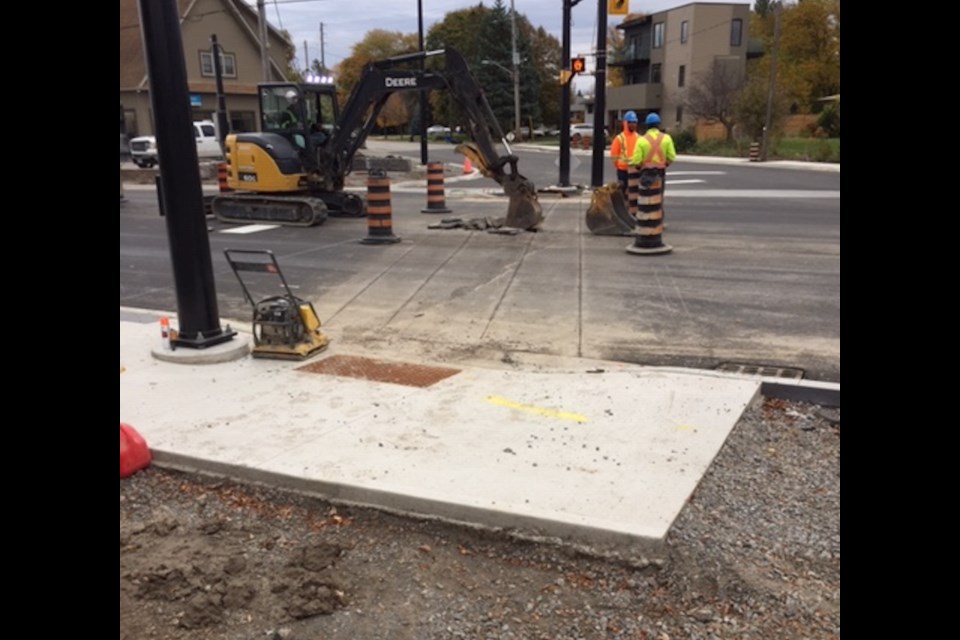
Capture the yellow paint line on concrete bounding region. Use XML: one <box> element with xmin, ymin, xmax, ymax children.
<box><xmin>486</xmin><ymin>395</ymin><xmax>588</xmax><ymax>424</ymax></box>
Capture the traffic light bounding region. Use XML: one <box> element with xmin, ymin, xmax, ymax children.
<box><xmin>571</xmin><ymin>57</ymin><xmax>586</xmax><ymax>74</ymax></box>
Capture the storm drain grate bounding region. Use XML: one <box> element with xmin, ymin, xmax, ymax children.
<box><xmin>298</xmin><ymin>354</ymin><xmax>461</xmax><ymax>388</ymax></box>
<box><xmin>715</xmin><ymin>362</ymin><xmax>805</xmax><ymax>380</ymax></box>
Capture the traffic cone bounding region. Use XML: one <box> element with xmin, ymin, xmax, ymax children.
<box><xmin>463</xmin><ymin>157</ymin><xmax>473</xmax><ymax>174</ymax></box>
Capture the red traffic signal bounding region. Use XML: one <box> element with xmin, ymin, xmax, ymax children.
<box><xmin>571</xmin><ymin>57</ymin><xmax>586</xmax><ymax>74</ymax></box>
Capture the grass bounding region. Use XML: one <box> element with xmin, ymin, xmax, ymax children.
<box><xmin>687</xmin><ymin>137</ymin><xmax>840</xmax><ymax>163</ymax></box>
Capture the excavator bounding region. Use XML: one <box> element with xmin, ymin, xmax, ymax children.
<box><xmin>213</xmin><ymin>47</ymin><xmax>542</xmax><ymax>230</ymax></box>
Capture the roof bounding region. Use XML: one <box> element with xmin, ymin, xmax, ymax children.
<box><xmin>119</xmin><ymin>0</ymin><xmax>290</xmax><ymax>90</ymax></box>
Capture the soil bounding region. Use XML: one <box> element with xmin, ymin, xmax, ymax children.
<box><xmin>120</xmin><ymin>397</ymin><xmax>840</xmax><ymax>640</ymax></box>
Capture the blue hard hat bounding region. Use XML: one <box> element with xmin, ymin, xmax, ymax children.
<box><xmin>624</xmin><ymin>111</ymin><xmax>638</xmax><ymax>123</ymax></box>
<box><xmin>645</xmin><ymin>112</ymin><xmax>661</xmax><ymax>126</ymax></box>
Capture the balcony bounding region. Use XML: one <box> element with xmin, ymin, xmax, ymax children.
<box><xmin>606</xmin><ymin>84</ymin><xmax>662</xmax><ymax>112</ymax></box>
<box><xmin>608</xmin><ymin>45</ymin><xmax>650</xmax><ymax>66</ymax></box>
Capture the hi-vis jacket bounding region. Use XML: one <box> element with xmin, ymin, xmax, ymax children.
<box><xmin>610</xmin><ymin>123</ymin><xmax>639</xmax><ymax>171</ymax></box>
<box><xmin>629</xmin><ymin>128</ymin><xmax>677</xmax><ymax>169</ymax></box>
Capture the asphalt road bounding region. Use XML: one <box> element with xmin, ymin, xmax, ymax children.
<box><xmin>120</xmin><ymin>147</ymin><xmax>840</xmax><ymax>381</ymax></box>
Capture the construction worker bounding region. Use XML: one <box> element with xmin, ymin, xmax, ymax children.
<box><xmin>630</xmin><ymin>112</ymin><xmax>676</xmax><ymax>221</ymax></box>
<box><xmin>610</xmin><ymin>111</ymin><xmax>640</xmax><ymax>196</ymax></box>
<box><xmin>629</xmin><ymin>112</ymin><xmax>676</xmax><ymax>175</ymax></box>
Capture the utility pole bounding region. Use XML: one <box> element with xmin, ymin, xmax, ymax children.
<box><xmin>303</xmin><ymin>40</ymin><xmax>309</xmax><ymax>76</ymax></box>
<box><xmin>211</xmin><ymin>34</ymin><xmax>230</xmax><ymax>151</ymax></box>
<box><xmin>760</xmin><ymin>2</ymin><xmax>782</xmax><ymax>161</ymax></box>
<box><xmin>510</xmin><ymin>0</ymin><xmax>521</xmax><ymax>141</ymax></box>
<box><xmin>320</xmin><ymin>23</ymin><xmax>326</xmax><ymax>74</ymax></box>
<box><xmin>591</xmin><ymin>0</ymin><xmax>608</xmax><ymax>187</ymax></box>
<box><xmin>257</xmin><ymin>0</ymin><xmax>269</xmax><ymax>82</ymax></box>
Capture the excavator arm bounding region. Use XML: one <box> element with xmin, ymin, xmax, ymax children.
<box><xmin>317</xmin><ymin>47</ymin><xmax>542</xmax><ymax>230</ymax></box>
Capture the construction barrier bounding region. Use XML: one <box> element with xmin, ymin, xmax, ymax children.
<box><xmin>217</xmin><ymin>161</ymin><xmax>233</xmax><ymax>192</ymax></box>
<box><xmin>360</xmin><ymin>169</ymin><xmax>401</xmax><ymax>245</ymax></box>
<box><xmin>421</xmin><ymin>162</ymin><xmax>452</xmax><ymax>214</ymax></box>
<box><xmin>626</xmin><ymin>168</ymin><xmax>672</xmax><ymax>256</ymax></box>
<box><xmin>749</xmin><ymin>142</ymin><xmax>760</xmax><ymax>162</ymax></box>
<box><xmin>627</xmin><ymin>165</ymin><xmax>640</xmax><ymax>219</ymax></box>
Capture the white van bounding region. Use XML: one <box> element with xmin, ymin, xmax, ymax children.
<box><xmin>129</xmin><ymin>120</ymin><xmax>223</xmax><ymax>168</ymax></box>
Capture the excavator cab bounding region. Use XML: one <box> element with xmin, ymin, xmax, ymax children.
<box><xmin>259</xmin><ymin>83</ymin><xmax>338</xmax><ymax>171</ymax></box>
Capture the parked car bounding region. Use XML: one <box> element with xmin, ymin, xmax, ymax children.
<box><xmin>425</xmin><ymin>124</ymin><xmax>451</xmax><ymax>136</ymax></box>
<box><xmin>129</xmin><ymin>120</ymin><xmax>223</xmax><ymax>168</ymax></box>
<box><xmin>569</xmin><ymin>123</ymin><xmax>609</xmax><ymax>144</ymax></box>
<box><xmin>532</xmin><ymin>125</ymin><xmax>560</xmax><ymax>137</ymax></box>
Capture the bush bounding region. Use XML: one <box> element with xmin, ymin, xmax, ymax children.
<box><xmin>816</xmin><ymin>104</ymin><xmax>840</xmax><ymax>138</ymax></box>
<box><xmin>812</xmin><ymin>140</ymin><xmax>839</xmax><ymax>163</ymax></box>
<box><xmin>673</xmin><ymin>129</ymin><xmax>697</xmax><ymax>153</ymax></box>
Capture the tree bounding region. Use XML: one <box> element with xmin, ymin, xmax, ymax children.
<box><xmin>426</xmin><ymin>1</ymin><xmax>559</xmax><ymax>132</ymax></box>
<box><xmin>684</xmin><ymin>59</ymin><xmax>745</xmax><ymax>141</ymax></box>
<box><xmin>748</xmin><ymin>0</ymin><xmax>840</xmax><ymax>111</ymax></box>
<box><xmin>606</xmin><ymin>25</ymin><xmax>625</xmax><ymax>88</ymax></box>
<box><xmin>334</xmin><ymin>30</ymin><xmax>420</xmax><ymax>134</ymax></box>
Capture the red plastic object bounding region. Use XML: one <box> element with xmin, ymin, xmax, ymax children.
<box><xmin>120</xmin><ymin>423</ymin><xmax>152</xmax><ymax>478</ymax></box>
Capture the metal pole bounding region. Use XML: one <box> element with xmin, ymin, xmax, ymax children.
<box><xmin>303</xmin><ymin>40</ymin><xmax>309</xmax><ymax>76</ymax></box>
<box><xmin>137</xmin><ymin>0</ymin><xmax>235</xmax><ymax>348</ymax></box>
<box><xmin>418</xmin><ymin>0</ymin><xmax>428</xmax><ymax>164</ymax></box>
<box><xmin>257</xmin><ymin>0</ymin><xmax>270</xmax><ymax>82</ymax></box>
<box><xmin>591</xmin><ymin>0</ymin><xmax>608</xmax><ymax>188</ymax></box>
<box><xmin>211</xmin><ymin>34</ymin><xmax>230</xmax><ymax>151</ymax></box>
<box><xmin>760</xmin><ymin>3</ymin><xmax>781</xmax><ymax>162</ymax></box>
<box><xmin>510</xmin><ymin>0</ymin><xmax>521</xmax><ymax>141</ymax></box>
<box><xmin>320</xmin><ymin>22</ymin><xmax>326</xmax><ymax>73</ymax></box>
<box><xmin>560</xmin><ymin>0</ymin><xmax>581</xmax><ymax>187</ymax></box>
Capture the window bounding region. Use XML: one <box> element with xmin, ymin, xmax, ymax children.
<box><xmin>678</xmin><ymin>65</ymin><xmax>685</xmax><ymax>87</ymax></box>
<box><xmin>651</xmin><ymin>63</ymin><xmax>661</xmax><ymax>83</ymax></box>
<box><xmin>681</xmin><ymin>20</ymin><xmax>689</xmax><ymax>44</ymax></box>
<box><xmin>653</xmin><ymin>22</ymin><xmax>664</xmax><ymax>48</ymax></box>
<box><xmin>200</xmin><ymin>50</ymin><xmax>237</xmax><ymax>78</ymax></box>
<box><xmin>731</xmin><ymin>19</ymin><xmax>743</xmax><ymax>47</ymax></box>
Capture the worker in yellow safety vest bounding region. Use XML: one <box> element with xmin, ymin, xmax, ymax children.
<box><xmin>629</xmin><ymin>112</ymin><xmax>676</xmax><ymax>173</ymax></box>
<box><xmin>609</xmin><ymin>110</ymin><xmax>640</xmax><ymax>196</ymax></box>
<box><xmin>629</xmin><ymin>112</ymin><xmax>677</xmax><ymax>220</ymax></box>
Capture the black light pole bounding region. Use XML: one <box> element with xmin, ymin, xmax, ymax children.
<box><xmin>418</xmin><ymin>0</ymin><xmax>428</xmax><ymax>165</ymax></box>
<box><xmin>137</xmin><ymin>0</ymin><xmax>235</xmax><ymax>349</ymax></box>
<box><xmin>591</xmin><ymin>0</ymin><xmax>608</xmax><ymax>188</ymax></box>
<box><xmin>560</xmin><ymin>0</ymin><xmax>582</xmax><ymax>187</ymax></box>
<box><xmin>211</xmin><ymin>34</ymin><xmax>230</xmax><ymax>151</ymax></box>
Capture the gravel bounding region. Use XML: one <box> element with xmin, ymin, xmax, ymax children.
<box><xmin>120</xmin><ymin>395</ymin><xmax>840</xmax><ymax>640</ymax></box>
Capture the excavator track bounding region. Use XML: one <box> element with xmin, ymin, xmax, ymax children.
<box><xmin>212</xmin><ymin>194</ymin><xmax>328</xmax><ymax>227</ymax></box>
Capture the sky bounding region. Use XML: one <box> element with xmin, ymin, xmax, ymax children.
<box><xmin>242</xmin><ymin>0</ymin><xmax>748</xmax><ymax>91</ymax></box>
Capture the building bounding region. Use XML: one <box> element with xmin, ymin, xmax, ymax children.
<box><xmin>606</xmin><ymin>2</ymin><xmax>751</xmax><ymax>133</ymax></box>
<box><xmin>120</xmin><ymin>0</ymin><xmax>294</xmax><ymax>138</ymax></box>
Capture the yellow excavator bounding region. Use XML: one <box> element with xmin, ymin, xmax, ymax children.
<box><xmin>213</xmin><ymin>48</ymin><xmax>542</xmax><ymax>230</ymax></box>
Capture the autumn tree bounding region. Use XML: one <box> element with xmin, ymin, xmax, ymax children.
<box><xmin>334</xmin><ymin>29</ymin><xmax>420</xmax><ymax>132</ymax></box>
<box><xmin>683</xmin><ymin>58</ymin><xmax>745</xmax><ymax>141</ymax></box>
<box><xmin>748</xmin><ymin>0</ymin><xmax>840</xmax><ymax>111</ymax></box>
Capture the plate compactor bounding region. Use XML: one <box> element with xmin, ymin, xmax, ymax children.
<box><xmin>224</xmin><ymin>249</ymin><xmax>329</xmax><ymax>360</ymax></box>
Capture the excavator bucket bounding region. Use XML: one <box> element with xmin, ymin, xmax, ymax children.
<box><xmin>585</xmin><ymin>183</ymin><xmax>637</xmax><ymax>235</ymax></box>
<box><xmin>501</xmin><ymin>176</ymin><xmax>543</xmax><ymax>230</ymax></box>
<box><xmin>456</xmin><ymin>143</ymin><xmax>543</xmax><ymax>231</ymax></box>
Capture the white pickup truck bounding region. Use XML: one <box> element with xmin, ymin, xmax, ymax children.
<box><xmin>129</xmin><ymin>120</ymin><xmax>223</xmax><ymax>168</ymax></box>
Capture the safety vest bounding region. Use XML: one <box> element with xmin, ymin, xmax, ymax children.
<box><xmin>613</xmin><ymin>131</ymin><xmax>638</xmax><ymax>170</ymax></box>
<box><xmin>640</xmin><ymin>132</ymin><xmax>667</xmax><ymax>169</ymax></box>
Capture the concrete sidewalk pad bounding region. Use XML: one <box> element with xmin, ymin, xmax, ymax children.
<box><xmin>121</xmin><ymin>317</ymin><xmax>760</xmax><ymax>555</ymax></box>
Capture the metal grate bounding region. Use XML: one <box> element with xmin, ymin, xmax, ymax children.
<box><xmin>715</xmin><ymin>362</ymin><xmax>805</xmax><ymax>380</ymax></box>
<box><xmin>298</xmin><ymin>355</ymin><xmax>461</xmax><ymax>388</ymax></box>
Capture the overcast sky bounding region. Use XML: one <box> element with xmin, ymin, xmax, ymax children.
<box><xmin>243</xmin><ymin>0</ymin><xmax>749</xmax><ymax>91</ymax></box>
